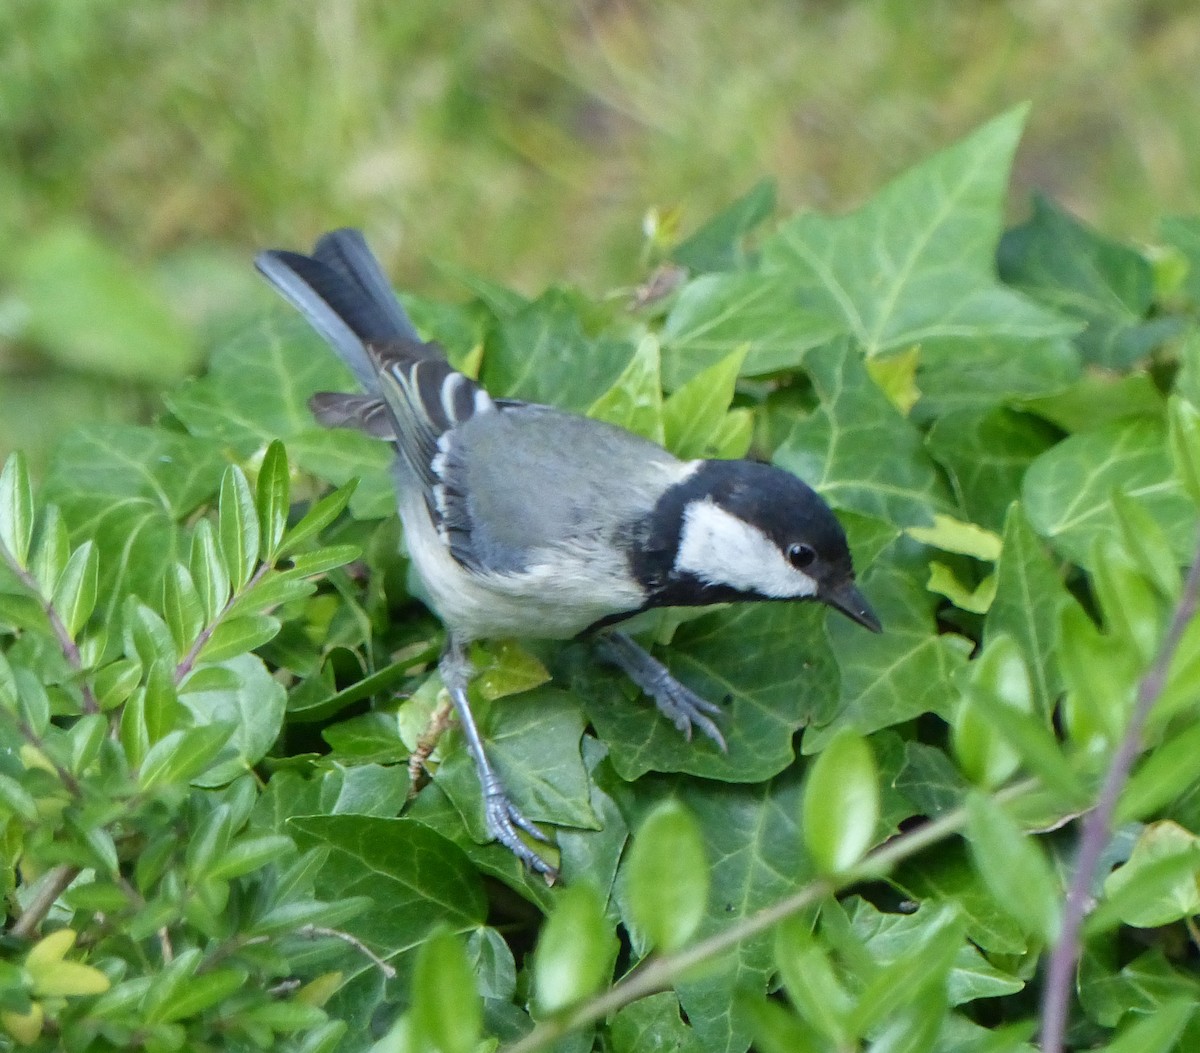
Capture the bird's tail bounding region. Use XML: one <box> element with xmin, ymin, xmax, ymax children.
<box><xmin>255</xmin><ymin>228</ymin><xmax>420</xmax><ymax>395</ymax></box>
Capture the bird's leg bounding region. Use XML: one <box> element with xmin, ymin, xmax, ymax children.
<box><xmin>439</xmin><ymin>636</ymin><xmax>557</xmax><ymax>877</ymax></box>
<box><xmin>595</xmin><ymin>632</ymin><xmax>728</xmax><ymax>752</ymax></box>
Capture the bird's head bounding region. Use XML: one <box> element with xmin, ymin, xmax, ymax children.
<box><xmin>639</xmin><ymin>460</ymin><xmax>881</xmax><ymax>632</ymax></box>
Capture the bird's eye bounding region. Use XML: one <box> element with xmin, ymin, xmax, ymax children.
<box><xmin>787</xmin><ymin>542</ymin><xmax>816</xmax><ymax>569</ymax></box>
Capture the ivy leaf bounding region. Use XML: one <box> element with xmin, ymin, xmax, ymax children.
<box><xmin>166</xmin><ymin>320</ymin><xmax>393</xmax><ymax>519</ymax></box>
<box><xmin>583</xmin><ymin>602</ymin><xmax>838</xmax><ymax>783</ymax></box>
<box><xmin>587</xmin><ymin>334</ymin><xmax>665</xmax><ymax>443</ymax></box>
<box><xmin>434</xmin><ymin>687</ymin><xmax>597</xmax><ymax>837</ymax></box>
<box><xmin>806</xmin><ymin>546</ymin><xmax>970</xmax><ymax>749</ymax></box>
<box><xmin>670</xmin><ymin>771</ymin><xmax>810</xmax><ymax>1053</ymax></box>
<box><xmin>1024</xmin><ymin>417</ymin><xmax>1196</xmax><ymax>568</ymax></box>
<box><xmin>661</xmin><ymin>273</ymin><xmax>838</xmax><ymax>386</ymax></box>
<box><xmin>43</xmin><ymin>425</ymin><xmax>226</xmax><ymax>611</ymax></box>
<box><xmin>925</xmin><ymin>409</ymin><xmax>1060</xmax><ymax>533</ymax></box>
<box><xmin>999</xmin><ymin>195</ymin><xmax>1179</xmax><ymax>370</ymax></box>
<box><xmin>761</xmin><ymin>107</ymin><xmax>1071</xmax><ymax>357</ymax></box>
<box><xmin>671</xmin><ymin>179</ymin><xmax>776</xmax><ymax>273</ymax></box>
<box><xmin>481</xmin><ymin>289</ymin><xmax>633</xmax><ymax>411</ymax></box>
<box><xmin>774</xmin><ymin>340</ymin><xmax>956</xmax><ymax>527</ymax></box>
<box><xmin>288</xmin><ymin>814</ymin><xmax>486</xmax><ymax>975</ymax></box>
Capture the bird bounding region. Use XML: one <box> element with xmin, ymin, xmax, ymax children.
<box><xmin>256</xmin><ymin>229</ymin><xmax>880</xmax><ymax>877</ymax></box>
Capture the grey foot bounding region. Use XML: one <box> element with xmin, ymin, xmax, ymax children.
<box><xmin>596</xmin><ymin>632</ymin><xmax>728</xmax><ymax>752</ymax></box>
<box><xmin>481</xmin><ymin>778</ymin><xmax>556</xmax><ymax>878</ymax></box>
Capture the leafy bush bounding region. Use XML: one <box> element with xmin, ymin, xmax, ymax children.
<box><xmin>4</xmin><ymin>106</ymin><xmax>1200</xmax><ymax>1051</ymax></box>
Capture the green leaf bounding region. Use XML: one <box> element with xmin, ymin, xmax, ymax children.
<box><xmin>773</xmin><ymin>915</ymin><xmax>852</xmax><ymax>1045</ymax></box>
<box><xmin>661</xmin><ymin>273</ymin><xmax>837</xmax><ymax>385</ymax></box>
<box><xmin>288</xmin><ymin>814</ymin><xmax>486</xmax><ymax>963</ymax></box>
<box><xmin>965</xmin><ymin>793</ymin><xmax>1060</xmax><ymax>944</ymax></box>
<box><xmin>611</xmin><ymin>993</ymin><xmax>705</xmax><ymax>1053</ymax></box>
<box><xmin>190</xmin><ymin>517</ymin><xmax>231</xmax><ymax>624</ymax></box>
<box><xmin>180</xmin><ymin>654</ymin><xmax>286</xmax><ymax>786</ymax></box>
<box><xmin>162</xmin><ymin>562</ymin><xmax>205</xmax><ymax>653</ymax></box>
<box><xmin>149</xmin><ymin>963</ymin><xmax>248</xmax><ymax>1024</ymax></box>
<box><xmin>662</xmin><ymin>346</ymin><xmax>748</xmax><ymax>460</ymax></box>
<box><xmin>15</xmin><ymin>223</ymin><xmax>196</xmax><ymax>381</ymax></box>
<box><xmin>409</xmin><ymin>929</ymin><xmax>481</xmax><ymax>1053</ymax></box>
<box><xmin>670</xmin><ymin>772</ymin><xmax>811</xmax><ymax>1052</ymax></box>
<box><xmin>1025</xmin><ymin>416</ymin><xmax>1196</xmax><ymax>568</ymax></box>
<box><xmin>166</xmin><ymin>319</ymin><xmax>391</xmax><ymax>514</ymax></box>
<box><xmin>774</xmin><ymin>339</ymin><xmax>956</xmax><ymax>526</ymax></box>
<box><xmin>1058</xmin><ymin>601</ymin><xmax>1139</xmax><ymax>750</ymax></box>
<box><xmin>584</xmin><ymin>602</ymin><xmax>838</xmax><ymax>782</ymax></box>
<box><xmin>998</xmin><ymin>195</ymin><xmax>1171</xmax><ymax>370</ymax></box>
<box><xmin>123</xmin><ymin>598</ymin><xmax>178</xmax><ymax>668</ymax></box>
<box><xmin>29</xmin><ymin>504</ymin><xmax>68</xmax><ymax>596</ymax></box>
<box><xmin>803</xmin><ymin>730</ymin><xmax>879</xmax><ymax>874</ymax></box>
<box><xmin>43</xmin><ymin>425</ymin><xmax>226</xmax><ymax>609</ymax></box>
<box><xmin>0</xmin><ymin>772</ymin><xmax>39</xmax><ymax>823</ymax></box>
<box><xmin>1101</xmin><ymin>821</ymin><xmax>1200</xmax><ymax>928</ymax></box>
<box><xmin>893</xmin><ymin>843</ymin><xmax>1027</xmax><ymax>955</ymax></box>
<box><xmin>1112</xmin><ymin>489</ymin><xmax>1181</xmax><ymax>601</ymax></box>
<box><xmin>143</xmin><ymin>657</ymin><xmax>183</xmax><ymax>744</ymax></box>
<box><xmin>1090</xmin><ymin>534</ymin><xmax>1166</xmax><ymax>664</ymax></box>
<box><xmin>207</xmin><ymin>834</ymin><xmax>295</xmax><ymax>880</ymax></box>
<box><xmin>256</xmin><ymin>439</ymin><xmax>290</xmax><ymax>561</ymax></box>
<box><xmin>624</xmin><ymin>799</ymin><xmax>708</xmax><ymax>952</ymax></box>
<box><xmin>278</xmin><ymin>479</ymin><xmax>357</xmax><ymax>557</ymax></box>
<box><xmin>196</xmin><ymin>613</ymin><xmax>281</xmax><ymax>665</ymax></box>
<box><xmin>671</xmin><ymin>179</ymin><xmax>776</xmax><ymax>273</ymax></box>
<box><xmin>586</xmin><ymin>333</ymin><xmax>664</xmax><ymax>443</ymax></box>
<box><xmin>905</xmin><ymin>515</ymin><xmax>1001</xmax><ymax>562</ymax></box>
<box><xmin>0</xmin><ymin>452</ymin><xmax>33</xmax><ymax>567</ymax></box>
<box><xmin>533</xmin><ymin>883</ymin><xmax>617</xmax><ymax>1017</ymax></box>
<box><xmin>219</xmin><ymin>465</ymin><xmax>260</xmax><ymax>591</ymax></box>
<box><xmin>761</xmin><ymin>107</ymin><xmax>1072</xmax><ymax>358</ymax></box>
<box><xmin>925</xmin><ymin>410</ymin><xmax>1059</xmax><ymax>533</ymax></box>
<box><xmin>137</xmin><ymin>724</ymin><xmax>233</xmax><ymax>791</ymax></box>
<box><xmin>1098</xmin><ymin>997</ymin><xmax>1193</xmax><ymax>1053</ymax></box>
<box><xmin>1119</xmin><ymin>721</ymin><xmax>1200</xmax><ymax>823</ymax></box>
<box><xmin>983</xmin><ymin>504</ymin><xmax>1070</xmax><ymax>719</ymax></box>
<box><xmin>285</xmin><ymin>544</ymin><xmax>362</xmax><ymax>577</ymax></box>
<box><xmin>481</xmin><ymin>289</ymin><xmax>633</xmax><ymax>411</ymax></box>
<box><xmin>808</xmin><ymin>549</ymin><xmax>970</xmax><ymax>748</ymax></box>
<box><xmin>51</xmin><ymin>540</ymin><xmax>97</xmax><ymax>639</ymax></box>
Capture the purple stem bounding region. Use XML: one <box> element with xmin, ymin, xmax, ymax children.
<box><xmin>1040</xmin><ymin>542</ymin><xmax>1200</xmax><ymax>1052</ymax></box>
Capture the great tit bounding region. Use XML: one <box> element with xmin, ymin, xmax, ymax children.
<box><xmin>256</xmin><ymin>230</ymin><xmax>880</xmax><ymax>877</ymax></box>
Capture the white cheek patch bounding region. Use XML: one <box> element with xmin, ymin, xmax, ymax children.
<box><xmin>675</xmin><ymin>499</ymin><xmax>818</xmax><ymax>599</ymax></box>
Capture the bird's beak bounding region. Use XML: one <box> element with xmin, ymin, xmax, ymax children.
<box><xmin>823</xmin><ymin>580</ymin><xmax>882</xmax><ymax>633</ymax></box>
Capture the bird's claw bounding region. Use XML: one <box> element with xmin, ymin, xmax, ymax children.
<box><xmin>647</xmin><ymin>675</ymin><xmax>728</xmax><ymax>753</ymax></box>
<box><xmin>483</xmin><ymin>787</ymin><xmax>557</xmax><ymax>878</ymax></box>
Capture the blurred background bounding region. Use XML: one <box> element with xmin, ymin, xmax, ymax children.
<box><xmin>2</xmin><ymin>0</ymin><xmax>1198</xmax><ymax>470</ymax></box>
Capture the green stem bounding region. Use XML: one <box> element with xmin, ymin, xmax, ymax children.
<box><xmin>501</xmin><ymin>778</ymin><xmax>1039</xmax><ymax>1053</ymax></box>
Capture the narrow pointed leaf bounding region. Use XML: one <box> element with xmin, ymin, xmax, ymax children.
<box><xmin>256</xmin><ymin>439</ymin><xmax>290</xmax><ymax>561</ymax></box>
<box><xmin>218</xmin><ymin>465</ymin><xmax>260</xmax><ymax>590</ymax></box>
<box><xmin>0</xmin><ymin>451</ymin><xmax>33</xmax><ymax>567</ymax></box>
<box><xmin>51</xmin><ymin>540</ymin><xmax>98</xmax><ymax>638</ymax></box>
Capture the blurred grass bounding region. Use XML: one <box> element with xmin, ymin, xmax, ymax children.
<box><xmin>3</xmin><ymin>0</ymin><xmax>1200</xmax><ymax>469</ymax></box>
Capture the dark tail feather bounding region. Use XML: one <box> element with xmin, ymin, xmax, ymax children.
<box><xmin>312</xmin><ymin>230</ymin><xmax>419</xmax><ymax>342</ymax></box>
<box><xmin>255</xmin><ymin>229</ymin><xmax>417</xmax><ymax>394</ymax></box>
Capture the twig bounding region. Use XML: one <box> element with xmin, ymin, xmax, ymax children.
<box><xmin>175</xmin><ymin>562</ymin><xmax>271</xmax><ymax>683</ymax></box>
<box><xmin>1040</xmin><ymin>540</ymin><xmax>1200</xmax><ymax>1053</ymax></box>
<box><xmin>299</xmin><ymin>925</ymin><xmax>397</xmax><ymax>979</ymax></box>
<box><xmin>10</xmin><ymin>864</ymin><xmax>80</xmax><ymax>939</ymax></box>
<box><xmin>501</xmin><ymin>779</ymin><xmax>1038</xmax><ymax>1053</ymax></box>
<box><xmin>0</xmin><ymin>541</ymin><xmax>99</xmax><ymax>714</ymax></box>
